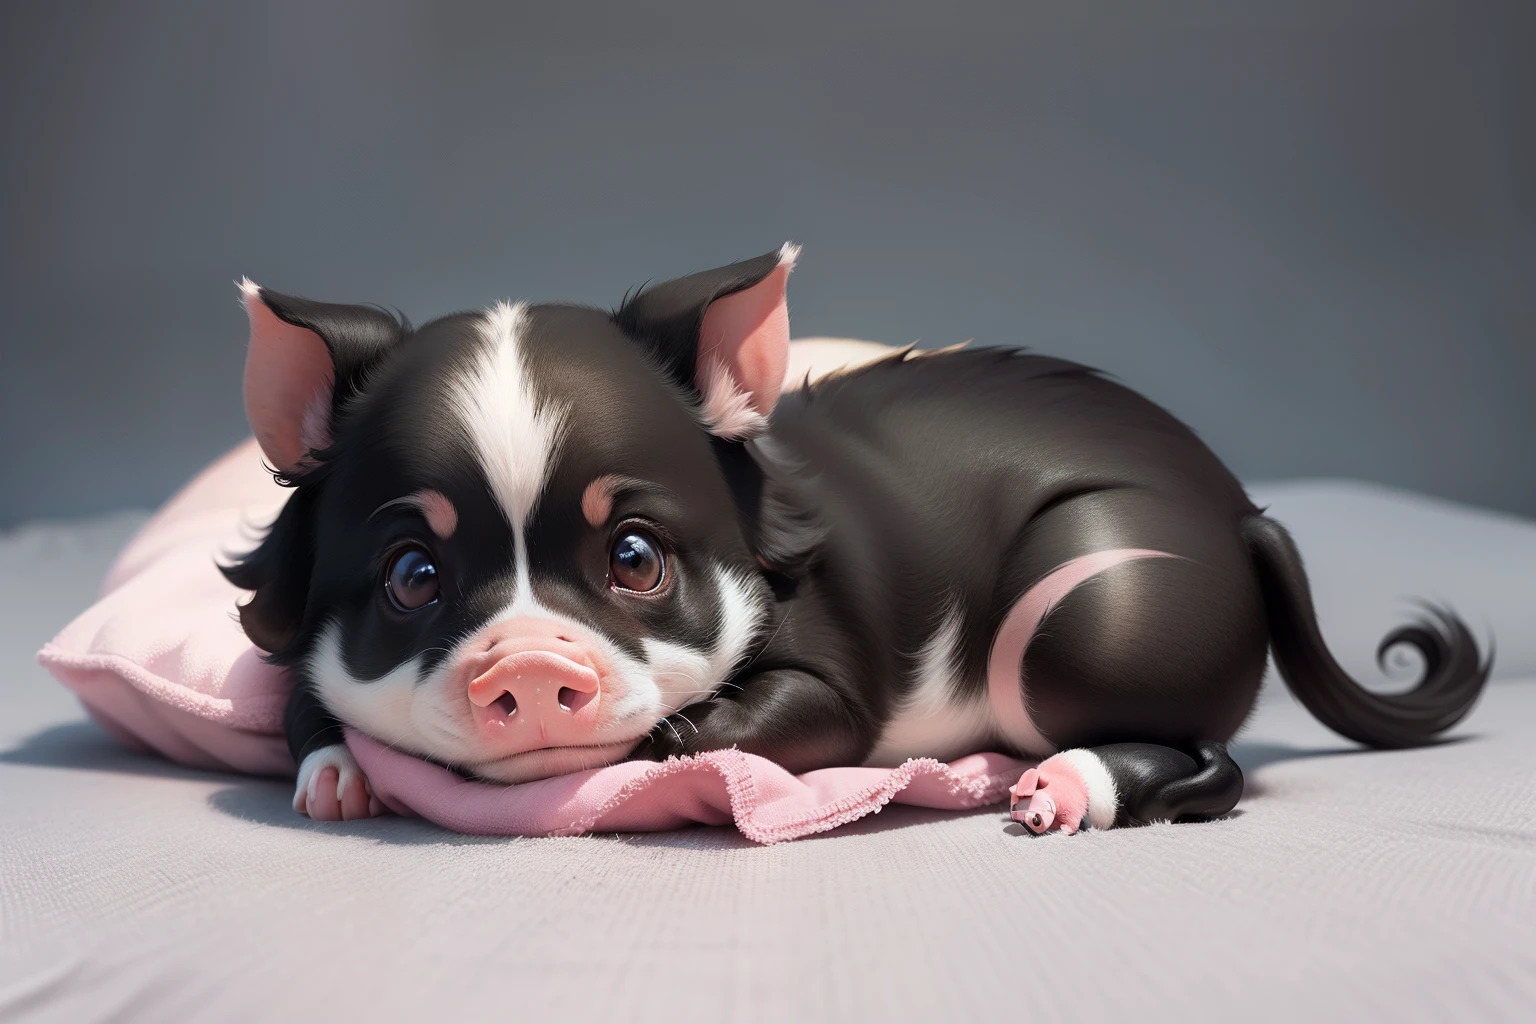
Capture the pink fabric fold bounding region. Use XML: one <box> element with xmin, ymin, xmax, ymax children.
<box><xmin>37</xmin><ymin>438</ymin><xmax>1027</xmax><ymax>843</ymax></box>
<box><xmin>352</xmin><ymin>731</ymin><xmax>1025</xmax><ymax>842</ymax></box>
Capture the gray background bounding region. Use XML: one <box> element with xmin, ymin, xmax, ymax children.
<box><xmin>2</xmin><ymin>0</ymin><xmax>1532</xmax><ymax>527</ymax></box>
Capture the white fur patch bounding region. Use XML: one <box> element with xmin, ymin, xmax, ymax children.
<box><xmin>710</xmin><ymin>568</ymin><xmax>767</xmax><ymax>678</ymax></box>
<box><xmin>864</xmin><ymin>602</ymin><xmax>995</xmax><ymax>766</ymax></box>
<box><xmin>307</xmin><ymin>563</ymin><xmax>771</xmax><ymax>780</ymax></box>
<box><xmin>1056</xmin><ymin>748</ymin><xmax>1119</xmax><ymax>831</ymax></box>
<box><xmin>632</xmin><ymin>566</ymin><xmax>768</xmax><ymax>724</ymax></box>
<box><xmin>309</xmin><ymin>596</ymin><xmax>640</xmax><ymax>776</ymax></box>
<box><xmin>698</xmin><ymin>356</ymin><xmax>769</xmax><ymax>441</ymax></box>
<box><xmin>308</xmin><ymin>626</ymin><xmax>438</xmax><ymax>759</ymax></box>
<box><xmin>450</xmin><ymin>302</ymin><xmax>569</xmax><ymax>594</ymax></box>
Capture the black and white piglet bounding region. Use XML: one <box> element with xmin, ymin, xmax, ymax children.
<box><xmin>225</xmin><ymin>246</ymin><xmax>1489</xmax><ymax>833</ymax></box>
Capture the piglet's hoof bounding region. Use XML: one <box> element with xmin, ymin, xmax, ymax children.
<box><xmin>294</xmin><ymin>744</ymin><xmax>385</xmax><ymax>821</ymax></box>
<box><xmin>1009</xmin><ymin>762</ymin><xmax>1090</xmax><ymax>835</ymax></box>
<box><xmin>1014</xmin><ymin>791</ymin><xmax>1063</xmax><ymax>834</ymax></box>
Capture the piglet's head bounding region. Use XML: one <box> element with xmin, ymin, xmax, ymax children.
<box><xmin>224</xmin><ymin>247</ymin><xmax>797</xmax><ymax>781</ymax></box>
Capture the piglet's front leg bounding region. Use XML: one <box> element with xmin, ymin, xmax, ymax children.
<box><xmin>286</xmin><ymin>683</ymin><xmax>385</xmax><ymax>821</ymax></box>
<box><xmin>628</xmin><ymin>668</ymin><xmax>867</xmax><ymax>775</ymax></box>
<box><xmin>294</xmin><ymin>744</ymin><xmax>383</xmax><ymax>821</ymax></box>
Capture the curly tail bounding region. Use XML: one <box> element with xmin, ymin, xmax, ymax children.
<box><xmin>1243</xmin><ymin>515</ymin><xmax>1491</xmax><ymax>749</ymax></box>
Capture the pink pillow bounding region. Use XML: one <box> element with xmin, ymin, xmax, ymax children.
<box><xmin>38</xmin><ymin>439</ymin><xmax>293</xmax><ymax>775</ymax></box>
<box><xmin>37</xmin><ymin>436</ymin><xmax>1027</xmax><ymax>841</ymax></box>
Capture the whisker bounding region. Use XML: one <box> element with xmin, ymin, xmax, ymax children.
<box><xmin>737</xmin><ymin>607</ymin><xmax>790</xmax><ymax>673</ymax></box>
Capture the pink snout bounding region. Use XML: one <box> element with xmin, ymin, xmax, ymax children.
<box><xmin>465</xmin><ymin>619</ymin><xmax>606</xmax><ymax>750</ymax></box>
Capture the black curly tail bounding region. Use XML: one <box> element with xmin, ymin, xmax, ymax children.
<box><xmin>1243</xmin><ymin>515</ymin><xmax>1491</xmax><ymax>749</ymax></box>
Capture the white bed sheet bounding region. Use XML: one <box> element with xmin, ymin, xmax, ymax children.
<box><xmin>2</xmin><ymin>484</ymin><xmax>1533</xmax><ymax>1023</ymax></box>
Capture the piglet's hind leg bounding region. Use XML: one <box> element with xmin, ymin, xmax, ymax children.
<box><xmin>1011</xmin><ymin>741</ymin><xmax>1243</xmax><ymax>834</ymax></box>
<box><xmin>1010</xmin><ymin>752</ymin><xmax>1103</xmax><ymax>834</ymax></box>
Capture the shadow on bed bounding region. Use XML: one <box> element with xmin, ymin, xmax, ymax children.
<box><xmin>205</xmin><ymin>782</ymin><xmax>521</xmax><ymax>847</ymax></box>
<box><xmin>0</xmin><ymin>719</ymin><xmax>225</xmax><ymax>782</ymax></box>
<box><xmin>204</xmin><ymin>779</ymin><xmax>999</xmax><ymax>849</ymax></box>
<box><xmin>1228</xmin><ymin>740</ymin><xmax>1360</xmax><ymax>773</ymax></box>
<box><xmin>598</xmin><ymin>804</ymin><xmax>1002</xmax><ymax>851</ymax></box>
<box><xmin>1229</xmin><ymin>734</ymin><xmax>1476</xmax><ymax>801</ymax></box>
<box><xmin>1230</xmin><ymin>734</ymin><xmax>1475</xmax><ymax>772</ymax></box>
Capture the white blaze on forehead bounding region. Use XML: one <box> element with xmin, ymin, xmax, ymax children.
<box><xmin>449</xmin><ymin>302</ymin><xmax>570</xmax><ymax>542</ymax></box>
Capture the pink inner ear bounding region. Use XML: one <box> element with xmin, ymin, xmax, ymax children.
<box><xmin>241</xmin><ymin>283</ymin><xmax>335</xmax><ymax>474</ymax></box>
<box><xmin>697</xmin><ymin>259</ymin><xmax>792</xmax><ymax>420</ymax></box>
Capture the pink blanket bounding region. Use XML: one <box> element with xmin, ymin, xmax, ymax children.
<box><xmin>38</xmin><ymin>439</ymin><xmax>1026</xmax><ymax>842</ymax></box>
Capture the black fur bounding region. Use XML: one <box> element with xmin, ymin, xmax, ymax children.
<box><xmin>286</xmin><ymin>684</ymin><xmax>343</xmax><ymax>765</ymax></box>
<box><xmin>613</xmin><ymin>249</ymin><xmax>785</xmax><ymax>398</ymax></box>
<box><xmin>1090</xmin><ymin>742</ymin><xmax>1245</xmax><ymax>826</ymax></box>
<box><xmin>1244</xmin><ymin>517</ymin><xmax>1490</xmax><ymax>748</ymax></box>
<box><xmin>643</xmin><ymin>345</ymin><xmax>1489</xmax><ymax>763</ymax></box>
<box><xmin>221</xmin><ymin>485</ymin><xmax>317</xmax><ymax>655</ymax></box>
<box><xmin>223</xmin><ymin>252</ymin><xmax>1492</xmax><ymax>807</ymax></box>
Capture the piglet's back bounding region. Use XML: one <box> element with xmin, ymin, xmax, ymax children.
<box><xmin>767</xmin><ymin>346</ymin><xmax>1256</xmax><ymax>527</ymax></box>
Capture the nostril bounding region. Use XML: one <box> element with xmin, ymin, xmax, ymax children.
<box><xmin>492</xmin><ymin>693</ymin><xmax>518</xmax><ymax>717</ymax></box>
<box><xmin>557</xmin><ymin>687</ymin><xmax>595</xmax><ymax>714</ymax></box>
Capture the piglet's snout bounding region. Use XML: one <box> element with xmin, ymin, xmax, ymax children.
<box><xmin>466</xmin><ymin>620</ymin><xmax>604</xmax><ymax>735</ymax></box>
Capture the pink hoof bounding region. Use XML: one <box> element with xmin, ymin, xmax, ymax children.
<box><xmin>1012</xmin><ymin>791</ymin><xmax>1060</xmax><ymax>833</ymax></box>
<box><xmin>1008</xmin><ymin>759</ymin><xmax>1091</xmax><ymax>835</ymax></box>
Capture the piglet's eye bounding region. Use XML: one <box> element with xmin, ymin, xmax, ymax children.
<box><xmin>386</xmin><ymin>546</ymin><xmax>439</xmax><ymax>611</ymax></box>
<box><xmin>609</xmin><ymin>530</ymin><xmax>665</xmax><ymax>594</ymax></box>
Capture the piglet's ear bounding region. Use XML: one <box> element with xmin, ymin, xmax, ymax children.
<box><xmin>239</xmin><ymin>279</ymin><xmax>402</xmax><ymax>475</ymax></box>
<box><xmin>695</xmin><ymin>247</ymin><xmax>795</xmax><ymax>439</ymax></box>
<box><xmin>614</xmin><ymin>243</ymin><xmax>798</xmax><ymax>440</ymax></box>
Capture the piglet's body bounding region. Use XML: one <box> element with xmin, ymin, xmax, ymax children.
<box><xmin>226</xmin><ymin>247</ymin><xmax>1488</xmax><ymax>832</ymax></box>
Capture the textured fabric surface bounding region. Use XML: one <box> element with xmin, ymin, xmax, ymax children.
<box><xmin>350</xmin><ymin>730</ymin><xmax>1024</xmax><ymax>842</ymax></box>
<box><xmin>34</xmin><ymin>439</ymin><xmax>294</xmax><ymax>773</ymax></box>
<box><xmin>4</xmin><ymin>494</ymin><xmax>1535</xmax><ymax>1022</ymax></box>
